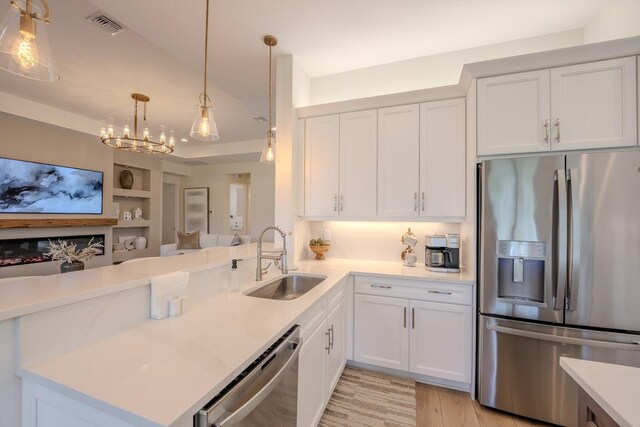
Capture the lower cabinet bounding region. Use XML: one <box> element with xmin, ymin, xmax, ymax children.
<box><xmin>297</xmin><ymin>282</ymin><xmax>347</xmax><ymax>427</ymax></box>
<box><xmin>353</xmin><ymin>276</ymin><xmax>472</xmax><ymax>386</ymax></box>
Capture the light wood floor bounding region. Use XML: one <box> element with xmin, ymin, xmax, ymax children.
<box><xmin>416</xmin><ymin>383</ymin><xmax>553</xmax><ymax>427</ymax></box>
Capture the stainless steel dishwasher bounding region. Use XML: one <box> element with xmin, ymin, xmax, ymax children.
<box><xmin>195</xmin><ymin>325</ymin><xmax>301</xmax><ymax>427</ymax></box>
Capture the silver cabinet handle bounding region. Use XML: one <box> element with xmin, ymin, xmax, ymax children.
<box><xmin>339</xmin><ymin>194</ymin><xmax>344</xmax><ymax>212</ymax></box>
<box><xmin>412</xmin><ymin>307</ymin><xmax>415</xmax><ymax>329</ymax></box>
<box><xmin>427</xmin><ymin>290</ymin><xmax>452</xmax><ymax>295</ymax></box>
<box><xmin>403</xmin><ymin>307</ymin><xmax>407</xmax><ymax>328</ymax></box>
<box><xmin>421</xmin><ymin>192</ymin><xmax>425</xmax><ymax>211</ymax></box>
<box><xmin>555</xmin><ymin>118</ymin><xmax>561</xmax><ymax>142</ymax></box>
<box><xmin>370</xmin><ymin>284</ymin><xmax>391</xmax><ymax>289</ymax></box>
<box><xmin>333</xmin><ymin>194</ymin><xmax>337</xmax><ymax>212</ymax></box>
<box><xmin>544</xmin><ymin>119</ymin><xmax>549</xmax><ymax>143</ymax></box>
<box><xmin>329</xmin><ymin>325</ymin><xmax>334</xmax><ymax>349</ymax></box>
<box><xmin>325</xmin><ymin>330</ymin><xmax>331</xmax><ymax>354</ymax></box>
<box><xmin>414</xmin><ymin>193</ymin><xmax>418</xmax><ymax>211</ymax></box>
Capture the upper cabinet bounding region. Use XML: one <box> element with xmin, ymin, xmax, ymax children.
<box><xmin>304</xmin><ymin>115</ymin><xmax>340</xmax><ymax>217</ymax></box>
<box><xmin>378</xmin><ymin>104</ymin><xmax>421</xmax><ymax>217</ymax></box>
<box><xmin>477</xmin><ymin>57</ymin><xmax>637</xmax><ymax>156</ymax></box>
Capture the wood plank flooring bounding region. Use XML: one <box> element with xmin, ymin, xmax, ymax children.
<box><xmin>416</xmin><ymin>383</ymin><xmax>554</xmax><ymax>427</ymax></box>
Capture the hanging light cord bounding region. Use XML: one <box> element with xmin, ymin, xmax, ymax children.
<box><xmin>134</xmin><ymin>98</ymin><xmax>138</xmax><ymax>140</ymax></box>
<box><xmin>202</xmin><ymin>0</ymin><xmax>210</xmax><ymax>108</ymax></box>
<box><xmin>268</xmin><ymin>42</ymin><xmax>272</xmax><ymax>137</ymax></box>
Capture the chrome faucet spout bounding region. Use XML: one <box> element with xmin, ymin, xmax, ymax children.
<box><xmin>256</xmin><ymin>226</ymin><xmax>289</xmax><ymax>281</ymax></box>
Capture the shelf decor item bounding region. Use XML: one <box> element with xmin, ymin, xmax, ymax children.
<box><xmin>119</xmin><ymin>168</ymin><xmax>134</xmax><ymax>189</ymax></box>
<box><xmin>0</xmin><ymin>0</ymin><xmax>59</xmax><ymax>81</ymax></box>
<box><xmin>134</xmin><ymin>207</ymin><xmax>143</xmax><ymax>219</ymax></box>
<box><xmin>45</xmin><ymin>238</ymin><xmax>103</xmax><ymax>273</ymax></box>
<box><xmin>135</xmin><ymin>236</ymin><xmax>147</xmax><ymax>250</ymax></box>
<box><xmin>260</xmin><ymin>35</ymin><xmax>277</xmax><ymax>164</ymax></box>
<box><xmin>309</xmin><ymin>238</ymin><xmax>330</xmax><ymax>260</ymax></box>
<box><xmin>100</xmin><ymin>93</ymin><xmax>175</xmax><ymax>154</ymax></box>
<box><xmin>190</xmin><ymin>0</ymin><xmax>219</xmax><ymax>141</ymax></box>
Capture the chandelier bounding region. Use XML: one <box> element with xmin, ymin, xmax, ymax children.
<box><xmin>100</xmin><ymin>93</ymin><xmax>175</xmax><ymax>155</ymax></box>
<box><xmin>0</xmin><ymin>0</ymin><xmax>59</xmax><ymax>81</ymax></box>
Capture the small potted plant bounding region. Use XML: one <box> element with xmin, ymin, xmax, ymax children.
<box><xmin>45</xmin><ymin>238</ymin><xmax>104</xmax><ymax>273</ymax></box>
<box><xmin>309</xmin><ymin>238</ymin><xmax>330</xmax><ymax>260</ymax></box>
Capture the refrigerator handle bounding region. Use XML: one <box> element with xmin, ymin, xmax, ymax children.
<box><xmin>567</xmin><ymin>168</ymin><xmax>580</xmax><ymax>312</ymax></box>
<box><xmin>486</xmin><ymin>322</ymin><xmax>640</xmax><ymax>351</ymax></box>
<box><xmin>553</xmin><ymin>169</ymin><xmax>568</xmax><ymax>311</ymax></box>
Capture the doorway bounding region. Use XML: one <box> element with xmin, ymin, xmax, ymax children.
<box><xmin>162</xmin><ymin>182</ymin><xmax>178</xmax><ymax>244</ymax></box>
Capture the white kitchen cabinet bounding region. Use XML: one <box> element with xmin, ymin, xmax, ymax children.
<box><xmin>409</xmin><ymin>300</ymin><xmax>472</xmax><ymax>383</ymax></box>
<box><xmin>297</xmin><ymin>319</ymin><xmax>328</xmax><ymax>427</ymax></box>
<box><xmin>419</xmin><ymin>98</ymin><xmax>466</xmax><ymax>218</ymax></box>
<box><xmin>354</xmin><ymin>294</ymin><xmax>409</xmax><ymax>370</ymax></box>
<box><xmin>325</xmin><ymin>298</ymin><xmax>347</xmax><ymax>399</ymax></box>
<box><xmin>477</xmin><ymin>70</ymin><xmax>551</xmax><ymax>156</ymax></box>
<box><xmin>377</xmin><ymin>104</ymin><xmax>420</xmax><ymax>217</ymax></box>
<box><xmin>339</xmin><ymin>109</ymin><xmax>377</xmax><ymax>217</ymax></box>
<box><xmin>303</xmin><ymin>111</ymin><xmax>377</xmax><ymax>218</ymax></box>
<box><xmin>549</xmin><ymin>57</ymin><xmax>637</xmax><ymax>151</ymax></box>
<box><xmin>477</xmin><ymin>57</ymin><xmax>638</xmax><ymax>156</ymax></box>
<box><xmin>304</xmin><ymin>115</ymin><xmax>340</xmax><ymax>216</ymax></box>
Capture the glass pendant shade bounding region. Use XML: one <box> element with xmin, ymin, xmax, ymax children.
<box><xmin>0</xmin><ymin>0</ymin><xmax>59</xmax><ymax>81</ymax></box>
<box><xmin>190</xmin><ymin>104</ymin><xmax>219</xmax><ymax>141</ymax></box>
<box><xmin>260</xmin><ymin>133</ymin><xmax>276</xmax><ymax>164</ymax></box>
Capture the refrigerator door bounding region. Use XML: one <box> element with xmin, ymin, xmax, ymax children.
<box><xmin>480</xmin><ymin>155</ymin><xmax>566</xmax><ymax>323</ymax></box>
<box><xmin>565</xmin><ymin>151</ymin><xmax>640</xmax><ymax>332</ymax></box>
<box><xmin>478</xmin><ymin>315</ymin><xmax>640</xmax><ymax>427</ymax></box>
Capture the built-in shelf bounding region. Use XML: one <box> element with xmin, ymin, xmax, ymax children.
<box><xmin>112</xmin><ymin>248</ymin><xmax>152</xmax><ymax>263</ymax></box>
<box><xmin>113</xmin><ymin>188</ymin><xmax>151</xmax><ymax>199</ymax></box>
<box><xmin>113</xmin><ymin>220</ymin><xmax>151</xmax><ymax>228</ymax></box>
<box><xmin>0</xmin><ymin>218</ymin><xmax>117</xmax><ymax>229</ymax></box>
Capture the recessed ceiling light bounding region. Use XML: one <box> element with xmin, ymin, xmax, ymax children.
<box><xmin>180</xmin><ymin>138</ymin><xmax>188</xmax><ymax>142</ymax></box>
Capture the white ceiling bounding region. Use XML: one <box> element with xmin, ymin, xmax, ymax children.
<box><xmin>0</xmin><ymin>0</ymin><xmax>609</xmax><ymax>160</ymax></box>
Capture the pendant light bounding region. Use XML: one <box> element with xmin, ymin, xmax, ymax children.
<box><xmin>260</xmin><ymin>35</ymin><xmax>277</xmax><ymax>164</ymax></box>
<box><xmin>0</xmin><ymin>0</ymin><xmax>59</xmax><ymax>81</ymax></box>
<box><xmin>190</xmin><ymin>0</ymin><xmax>219</xmax><ymax>141</ymax></box>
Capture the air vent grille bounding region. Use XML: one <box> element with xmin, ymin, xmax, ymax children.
<box><xmin>86</xmin><ymin>13</ymin><xmax>125</xmax><ymax>35</ymax></box>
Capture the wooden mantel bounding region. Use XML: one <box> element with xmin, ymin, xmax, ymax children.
<box><xmin>0</xmin><ymin>218</ymin><xmax>117</xmax><ymax>229</ymax></box>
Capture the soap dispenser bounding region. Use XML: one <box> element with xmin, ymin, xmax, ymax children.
<box><xmin>229</xmin><ymin>259</ymin><xmax>243</xmax><ymax>292</ymax></box>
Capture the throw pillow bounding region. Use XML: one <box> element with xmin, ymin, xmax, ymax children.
<box><xmin>177</xmin><ymin>231</ymin><xmax>201</xmax><ymax>250</ymax></box>
<box><xmin>231</xmin><ymin>234</ymin><xmax>241</xmax><ymax>246</ymax></box>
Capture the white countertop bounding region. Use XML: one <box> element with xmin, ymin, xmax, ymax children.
<box><xmin>16</xmin><ymin>255</ymin><xmax>473</xmax><ymax>427</ymax></box>
<box><xmin>560</xmin><ymin>357</ymin><xmax>640</xmax><ymax>427</ymax></box>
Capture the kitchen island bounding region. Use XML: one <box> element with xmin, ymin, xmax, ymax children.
<box><xmin>3</xmin><ymin>247</ymin><xmax>473</xmax><ymax>427</ymax></box>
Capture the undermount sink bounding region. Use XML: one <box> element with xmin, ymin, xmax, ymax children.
<box><xmin>247</xmin><ymin>275</ymin><xmax>327</xmax><ymax>301</ymax></box>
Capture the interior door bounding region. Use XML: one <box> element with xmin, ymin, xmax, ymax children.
<box><xmin>480</xmin><ymin>155</ymin><xmax>566</xmax><ymax>324</ymax></box>
<box><xmin>565</xmin><ymin>151</ymin><xmax>640</xmax><ymax>332</ymax></box>
<box><xmin>304</xmin><ymin>115</ymin><xmax>340</xmax><ymax>217</ymax></box>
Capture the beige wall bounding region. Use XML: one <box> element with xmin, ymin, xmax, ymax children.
<box><xmin>185</xmin><ymin>161</ymin><xmax>276</xmax><ymax>242</ymax></box>
<box><xmin>584</xmin><ymin>0</ymin><xmax>640</xmax><ymax>43</ymax></box>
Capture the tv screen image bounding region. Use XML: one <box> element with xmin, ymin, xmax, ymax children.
<box><xmin>0</xmin><ymin>157</ymin><xmax>104</xmax><ymax>214</ymax></box>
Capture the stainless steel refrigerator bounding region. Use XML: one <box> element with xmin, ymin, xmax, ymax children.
<box><xmin>478</xmin><ymin>151</ymin><xmax>640</xmax><ymax>427</ymax></box>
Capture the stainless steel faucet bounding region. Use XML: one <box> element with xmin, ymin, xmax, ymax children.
<box><xmin>256</xmin><ymin>226</ymin><xmax>288</xmax><ymax>281</ymax></box>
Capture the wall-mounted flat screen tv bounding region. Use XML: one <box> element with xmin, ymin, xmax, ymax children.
<box><xmin>0</xmin><ymin>157</ymin><xmax>103</xmax><ymax>214</ymax></box>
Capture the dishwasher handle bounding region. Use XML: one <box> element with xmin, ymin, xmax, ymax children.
<box><xmin>213</xmin><ymin>337</ymin><xmax>302</xmax><ymax>427</ymax></box>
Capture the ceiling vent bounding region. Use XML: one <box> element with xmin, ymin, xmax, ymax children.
<box><xmin>86</xmin><ymin>13</ymin><xmax>125</xmax><ymax>36</ymax></box>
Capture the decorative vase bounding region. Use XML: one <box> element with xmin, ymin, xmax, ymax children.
<box><xmin>309</xmin><ymin>244</ymin><xmax>330</xmax><ymax>260</ymax></box>
<box><xmin>120</xmin><ymin>168</ymin><xmax>134</xmax><ymax>189</ymax></box>
<box><xmin>135</xmin><ymin>236</ymin><xmax>147</xmax><ymax>250</ymax></box>
<box><xmin>60</xmin><ymin>260</ymin><xmax>85</xmax><ymax>273</ymax></box>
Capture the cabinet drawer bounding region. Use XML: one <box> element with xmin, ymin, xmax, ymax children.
<box><xmin>297</xmin><ymin>297</ymin><xmax>327</xmax><ymax>341</ymax></box>
<box><xmin>326</xmin><ymin>279</ymin><xmax>346</xmax><ymax>309</ymax></box>
<box><xmin>354</xmin><ymin>275</ymin><xmax>472</xmax><ymax>306</ymax></box>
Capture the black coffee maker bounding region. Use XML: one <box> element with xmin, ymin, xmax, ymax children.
<box><xmin>425</xmin><ymin>234</ymin><xmax>460</xmax><ymax>273</ymax></box>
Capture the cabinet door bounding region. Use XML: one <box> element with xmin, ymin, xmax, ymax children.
<box><xmin>409</xmin><ymin>300</ymin><xmax>471</xmax><ymax>383</ymax></box>
<box><xmin>305</xmin><ymin>115</ymin><xmax>340</xmax><ymax>217</ymax></box>
<box><xmin>477</xmin><ymin>70</ymin><xmax>550</xmax><ymax>156</ymax></box>
<box><xmin>325</xmin><ymin>298</ymin><xmax>346</xmax><ymax>400</ymax></box>
<box><xmin>377</xmin><ymin>104</ymin><xmax>420</xmax><ymax>217</ymax></box>
<box><xmin>298</xmin><ymin>320</ymin><xmax>327</xmax><ymax>427</ymax></box>
<box><xmin>419</xmin><ymin>98</ymin><xmax>466</xmax><ymax>218</ymax></box>
<box><xmin>339</xmin><ymin>110</ymin><xmax>377</xmax><ymax>217</ymax></box>
<box><xmin>354</xmin><ymin>294</ymin><xmax>409</xmax><ymax>370</ymax></box>
<box><xmin>550</xmin><ymin>57</ymin><xmax>637</xmax><ymax>151</ymax></box>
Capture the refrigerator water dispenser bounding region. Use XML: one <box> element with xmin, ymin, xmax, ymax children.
<box><xmin>497</xmin><ymin>240</ymin><xmax>547</xmax><ymax>303</ymax></box>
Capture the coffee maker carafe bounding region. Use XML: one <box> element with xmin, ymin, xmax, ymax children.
<box><xmin>425</xmin><ymin>234</ymin><xmax>460</xmax><ymax>273</ymax></box>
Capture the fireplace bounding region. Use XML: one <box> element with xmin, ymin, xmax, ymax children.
<box><xmin>0</xmin><ymin>234</ymin><xmax>105</xmax><ymax>268</ymax></box>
